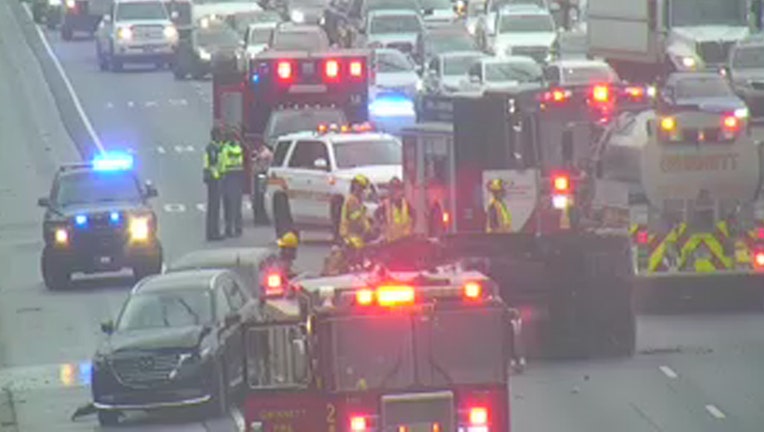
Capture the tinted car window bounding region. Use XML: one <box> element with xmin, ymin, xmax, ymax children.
<box><xmin>197</xmin><ymin>26</ymin><xmax>240</xmax><ymax>47</ymax></box>
<box><xmin>498</xmin><ymin>14</ymin><xmax>554</xmax><ymax>33</ymax></box>
<box><xmin>376</xmin><ymin>50</ymin><xmax>415</xmax><ymax>72</ymax></box>
<box><xmin>116</xmin><ymin>1</ymin><xmax>168</xmax><ymax>20</ymax></box>
<box><xmin>333</xmin><ymin>139</ymin><xmax>401</xmax><ymax>168</ymax></box>
<box><xmin>116</xmin><ymin>289</ymin><xmax>213</xmax><ymax>330</ymax></box>
<box><xmin>272</xmin><ymin>29</ymin><xmax>328</xmax><ymax>50</ymax></box>
<box><xmin>272</xmin><ymin>140</ymin><xmax>292</xmax><ymax>166</ymax></box>
<box><xmin>426</xmin><ymin>33</ymin><xmax>477</xmax><ymax>55</ymax></box>
<box><xmin>248</xmin><ymin>27</ymin><xmax>274</xmax><ymax>44</ymax></box>
<box><xmin>369</xmin><ymin>15</ymin><xmax>422</xmax><ymax>34</ymax></box>
<box><xmin>55</xmin><ymin>172</ymin><xmax>142</xmax><ymax>206</ymax></box>
<box><xmin>732</xmin><ymin>46</ymin><xmax>764</xmax><ymax>69</ymax></box>
<box><xmin>560</xmin><ymin>65</ymin><xmax>618</xmax><ymax>85</ymax></box>
<box><xmin>289</xmin><ymin>141</ymin><xmax>330</xmax><ymax>169</ymax></box>
<box><xmin>485</xmin><ymin>61</ymin><xmax>543</xmax><ymax>83</ymax></box>
<box><xmin>443</xmin><ymin>54</ymin><xmax>483</xmax><ymax>75</ymax></box>
<box><xmin>675</xmin><ymin>76</ymin><xmax>734</xmax><ymax>98</ymax></box>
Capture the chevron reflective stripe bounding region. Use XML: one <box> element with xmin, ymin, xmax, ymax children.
<box><xmin>629</xmin><ymin>223</ymin><xmax>639</xmax><ymax>236</ymax></box>
<box><xmin>678</xmin><ymin>234</ymin><xmax>733</xmax><ymax>271</ymax></box>
<box><xmin>647</xmin><ymin>228</ymin><xmax>675</xmax><ymax>272</ymax></box>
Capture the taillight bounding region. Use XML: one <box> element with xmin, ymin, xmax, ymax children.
<box><xmin>349</xmin><ymin>60</ymin><xmax>364</xmax><ymax>78</ymax></box>
<box><xmin>625</xmin><ymin>85</ymin><xmax>645</xmax><ymax>100</ymax></box>
<box><xmin>350</xmin><ymin>416</ymin><xmax>367</xmax><ymax>431</ymax></box>
<box><xmin>264</xmin><ymin>271</ymin><xmax>285</xmax><ymax>297</ymax></box>
<box><xmin>754</xmin><ymin>251</ymin><xmax>764</xmax><ymax>269</ymax></box>
<box><xmin>276</xmin><ymin>60</ymin><xmax>293</xmax><ymax>81</ymax></box>
<box><xmin>722</xmin><ymin>115</ymin><xmax>739</xmax><ymax>132</ymax></box>
<box><xmin>463</xmin><ymin>282</ymin><xmax>482</xmax><ymax>300</ymax></box>
<box><xmin>442</xmin><ymin>211</ymin><xmax>450</xmax><ymax>225</ymax></box>
<box><xmin>544</xmin><ymin>88</ymin><xmax>570</xmax><ymax>103</ymax></box>
<box><xmin>636</xmin><ymin>229</ymin><xmax>649</xmax><ymax>245</ymax></box>
<box><xmin>592</xmin><ymin>84</ymin><xmax>610</xmax><ymax>103</ymax></box>
<box><xmin>552</xmin><ymin>173</ymin><xmax>571</xmax><ymax>194</ymax></box>
<box><xmin>356</xmin><ymin>288</ymin><xmax>374</xmax><ymax>306</ymax></box>
<box><xmin>324</xmin><ymin>59</ymin><xmax>340</xmax><ymax>80</ymax></box>
<box><xmin>376</xmin><ymin>285</ymin><xmax>415</xmax><ymax>306</ymax></box>
<box><xmin>469</xmin><ymin>407</ymin><xmax>488</xmax><ymax>426</ymax></box>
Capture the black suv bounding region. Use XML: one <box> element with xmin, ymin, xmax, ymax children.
<box><xmin>37</xmin><ymin>154</ymin><xmax>163</xmax><ymax>289</ymax></box>
<box><xmin>172</xmin><ymin>20</ymin><xmax>242</xmax><ymax>80</ymax></box>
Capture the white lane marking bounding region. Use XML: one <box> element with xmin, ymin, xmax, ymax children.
<box><xmin>157</xmin><ymin>146</ymin><xmax>166</xmax><ymax>154</ymax></box>
<box><xmin>659</xmin><ymin>366</ymin><xmax>678</xmax><ymax>379</ymax></box>
<box><xmin>161</xmin><ymin>263</ymin><xmax>167</xmax><ymax>273</ymax></box>
<box><xmin>168</xmin><ymin>98</ymin><xmax>188</xmax><ymax>106</ymax></box>
<box><xmin>197</xmin><ymin>202</ymin><xmax>250</xmax><ymax>212</ymax></box>
<box><xmin>244</xmin><ymin>201</ymin><xmax>253</xmax><ymax>210</ymax></box>
<box><xmin>163</xmin><ymin>203</ymin><xmax>186</xmax><ymax>213</ymax></box>
<box><xmin>144</xmin><ymin>100</ymin><xmax>158</xmax><ymax>107</ymax></box>
<box><xmin>106</xmin><ymin>102</ymin><xmax>114</xmax><ymax>109</ymax></box>
<box><xmin>174</xmin><ymin>145</ymin><xmax>195</xmax><ymax>153</ymax></box>
<box><xmin>231</xmin><ymin>407</ymin><xmax>246</xmax><ymax>432</ymax></box>
<box><xmin>705</xmin><ymin>404</ymin><xmax>726</xmax><ymax>419</ymax></box>
<box><xmin>22</xmin><ymin>3</ymin><xmax>104</xmax><ymax>153</ymax></box>
<box><xmin>127</xmin><ymin>101</ymin><xmax>135</xmax><ymax>108</ymax></box>
<box><xmin>196</xmin><ymin>203</ymin><xmax>206</xmax><ymax>212</ymax></box>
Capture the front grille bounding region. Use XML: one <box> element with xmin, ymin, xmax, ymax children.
<box><xmin>697</xmin><ymin>41</ymin><xmax>735</xmax><ymax>65</ymax></box>
<box><xmin>387</xmin><ymin>42</ymin><xmax>413</xmax><ymax>53</ymax></box>
<box><xmin>680</xmin><ymin>127</ymin><xmax>722</xmax><ymax>142</ymax></box>
<box><xmin>133</xmin><ymin>25</ymin><xmax>165</xmax><ymax>40</ymax></box>
<box><xmin>511</xmin><ymin>46</ymin><xmax>548</xmax><ymax>63</ymax></box>
<box><xmin>111</xmin><ymin>353</ymin><xmax>180</xmax><ymax>387</ymax></box>
<box><xmin>70</xmin><ymin>212</ymin><xmax>125</xmax><ymax>250</ymax></box>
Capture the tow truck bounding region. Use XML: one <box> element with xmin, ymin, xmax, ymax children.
<box><xmin>586</xmin><ymin>84</ymin><xmax>764</xmax><ymax>303</ymax></box>
<box><xmin>212</xmin><ymin>48</ymin><xmax>371</xmax><ymax>222</ymax></box>
<box><xmin>395</xmin><ymin>82</ymin><xmax>652</xmax><ymax>357</ymax></box>
<box><xmin>243</xmin><ymin>263</ymin><xmax>515</xmax><ymax>431</ymax></box>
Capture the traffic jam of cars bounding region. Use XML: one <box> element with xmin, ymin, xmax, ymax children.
<box><xmin>14</xmin><ymin>0</ymin><xmax>764</xmax><ymax>429</ymax></box>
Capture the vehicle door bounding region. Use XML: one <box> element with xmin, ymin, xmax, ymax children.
<box><xmin>283</xmin><ymin>139</ymin><xmax>326</xmax><ymax>223</ymax></box>
<box><xmin>221</xmin><ymin>274</ymin><xmax>251</xmax><ymax>389</ymax></box>
<box><xmin>292</xmin><ymin>140</ymin><xmax>333</xmax><ymax>225</ymax></box>
<box><xmin>215</xmin><ymin>276</ymin><xmax>243</xmax><ymax>390</ymax></box>
<box><xmin>266</xmin><ymin>139</ymin><xmax>298</xmax><ymax>217</ymax></box>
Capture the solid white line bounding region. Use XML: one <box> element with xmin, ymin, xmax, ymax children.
<box><xmin>705</xmin><ymin>404</ymin><xmax>726</xmax><ymax>419</ymax></box>
<box><xmin>22</xmin><ymin>3</ymin><xmax>104</xmax><ymax>153</ymax></box>
<box><xmin>659</xmin><ymin>366</ymin><xmax>678</xmax><ymax>379</ymax></box>
<box><xmin>230</xmin><ymin>406</ymin><xmax>246</xmax><ymax>432</ymax></box>
<box><xmin>156</xmin><ymin>146</ymin><xmax>166</xmax><ymax>154</ymax></box>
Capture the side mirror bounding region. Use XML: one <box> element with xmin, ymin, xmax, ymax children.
<box><xmin>313</xmin><ymin>157</ymin><xmax>328</xmax><ymax>169</ymax></box>
<box><xmin>102</xmin><ymin>14</ymin><xmax>112</xmax><ymax>23</ymax></box>
<box><xmin>224</xmin><ymin>312</ymin><xmax>241</xmax><ymax>327</ymax></box>
<box><xmin>291</xmin><ymin>337</ymin><xmax>308</xmax><ymax>382</ymax></box>
<box><xmin>100</xmin><ymin>321</ymin><xmax>114</xmax><ymax>334</ymax></box>
<box><xmin>145</xmin><ymin>183</ymin><xmax>158</xmax><ymax>198</ymax></box>
<box><xmin>37</xmin><ymin>197</ymin><xmax>50</xmax><ymax>207</ymax></box>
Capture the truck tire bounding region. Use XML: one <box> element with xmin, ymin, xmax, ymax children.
<box><xmin>41</xmin><ymin>247</ymin><xmax>71</xmax><ymax>290</ymax></box>
<box><xmin>273</xmin><ymin>192</ymin><xmax>293</xmax><ymax>239</ymax></box>
<box><xmin>330</xmin><ymin>195</ymin><xmax>343</xmax><ymax>243</ymax></box>
<box><xmin>97</xmin><ymin>410</ymin><xmax>120</xmax><ymax>426</ymax></box>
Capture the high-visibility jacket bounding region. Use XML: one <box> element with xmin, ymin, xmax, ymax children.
<box><xmin>382</xmin><ymin>198</ymin><xmax>413</xmax><ymax>242</ymax></box>
<box><xmin>339</xmin><ymin>194</ymin><xmax>370</xmax><ymax>244</ymax></box>
<box><xmin>221</xmin><ymin>141</ymin><xmax>244</xmax><ymax>174</ymax></box>
<box><xmin>203</xmin><ymin>140</ymin><xmax>223</xmax><ymax>181</ymax></box>
<box><xmin>486</xmin><ymin>198</ymin><xmax>512</xmax><ymax>233</ymax></box>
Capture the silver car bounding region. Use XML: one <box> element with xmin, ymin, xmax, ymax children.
<box><xmin>726</xmin><ymin>36</ymin><xmax>764</xmax><ymax>115</ymax></box>
<box><xmin>422</xmin><ymin>50</ymin><xmax>486</xmax><ymax>94</ymax></box>
<box><xmin>362</xmin><ymin>9</ymin><xmax>424</xmax><ymax>56</ymax></box>
<box><xmin>371</xmin><ymin>48</ymin><xmax>421</xmax><ymax>99</ymax></box>
<box><xmin>460</xmin><ymin>55</ymin><xmax>544</xmax><ymax>92</ymax></box>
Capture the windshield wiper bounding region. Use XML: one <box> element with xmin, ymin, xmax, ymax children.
<box><xmin>177</xmin><ymin>298</ymin><xmax>201</xmax><ymax>324</ymax></box>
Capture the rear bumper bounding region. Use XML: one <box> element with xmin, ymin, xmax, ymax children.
<box><xmin>62</xmin><ymin>13</ymin><xmax>100</xmax><ymax>31</ymax></box>
<box><xmin>634</xmin><ymin>270</ymin><xmax>764</xmax><ymax>283</ymax></box>
<box><xmin>94</xmin><ymin>395</ymin><xmax>210</xmax><ymax>411</ymax></box>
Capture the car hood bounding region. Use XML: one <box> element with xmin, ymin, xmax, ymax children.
<box><xmin>671</xmin><ymin>25</ymin><xmax>749</xmax><ymax>43</ymax></box>
<box><xmin>495</xmin><ymin>32</ymin><xmax>556</xmax><ymax>48</ymax></box>
<box><xmin>336</xmin><ymin>165</ymin><xmax>403</xmax><ymax>184</ymax></box>
<box><xmin>367</xmin><ymin>33</ymin><xmax>419</xmax><ymax>47</ymax></box>
<box><xmin>675</xmin><ymin>96</ymin><xmax>747</xmax><ymax>113</ymax></box>
<box><xmin>375</xmin><ymin>71</ymin><xmax>420</xmax><ymax>88</ymax></box>
<box><xmin>58</xmin><ymin>201</ymin><xmax>146</xmax><ymax>217</ymax></box>
<box><xmin>104</xmin><ymin>326</ymin><xmax>208</xmax><ymax>354</ymax></box>
<box><xmin>193</xmin><ymin>2</ymin><xmax>262</xmax><ymax>19</ymax></box>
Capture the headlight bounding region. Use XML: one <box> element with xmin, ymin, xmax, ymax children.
<box><xmin>673</xmin><ymin>55</ymin><xmax>698</xmax><ymax>70</ymax></box>
<box><xmin>198</xmin><ymin>48</ymin><xmax>212</xmax><ymax>61</ymax></box>
<box><xmin>65</xmin><ymin>0</ymin><xmax>75</xmax><ymax>8</ymax></box>
<box><xmin>128</xmin><ymin>216</ymin><xmax>150</xmax><ymax>241</ymax></box>
<box><xmin>54</xmin><ymin>228</ymin><xmax>69</xmax><ymax>245</ymax></box>
<box><xmin>290</xmin><ymin>9</ymin><xmax>305</xmax><ymax>23</ymax></box>
<box><xmin>117</xmin><ymin>26</ymin><xmax>132</xmax><ymax>41</ymax></box>
<box><xmin>49</xmin><ymin>0</ymin><xmax>62</xmax><ymax>6</ymax></box>
<box><xmin>163</xmin><ymin>25</ymin><xmax>178</xmax><ymax>40</ymax></box>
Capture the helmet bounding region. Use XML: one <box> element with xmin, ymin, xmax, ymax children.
<box><xmin>389</xmin><ymin>177</ymin><xmax>403</xmax><ymax>190</ymax></box>
<box><xmin>351</xmin><ymin>174</ymin><xmax>370</xmax><ymax>189</ymax></box>
<box><xmin>277</xmin><ymin>231</ymin><xmax>299</xmax><ymax>249</ymax></box>
<box><xmin>344</xmin><ymin>236</ymin><xmax>364</xmax><ymax>249</ymax></box>
<box><xmin>487</xmin><ymin>178</ymin><xmax>505</xmax><ymax>192</ymax></box>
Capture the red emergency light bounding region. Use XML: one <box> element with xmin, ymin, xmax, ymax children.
<box><xmin>263</xmin><ymin>271</ymin><xmax>285</xmax><ymax>297</ymax></box>
<box><xmin>350</xmin><ymin>415</ymin><xmax>367</xmax><ymax>431</ymax></box>
<box><xmin>324</xmin><ymin>59</ymin><xmax>340</xmax><ymax>80</ymax></box>
<box><xmin>469</xmin><ymin>407</ymin><xmax>488</xmax><ymax>426</ymax></box>
<box><xmin>591</xmin><ymin>84</ymin><xmax>610</xmax><ymax>103</ymax></box>
<box><xmin>542</xmin><ymin>88</ymin><xmax>571</xmax><ymax>103</ymax></box>
<box><xmin>463</xmin><ymin>282</ymin><xmax>482</xmax><ymax>300</ymax></box>
<box><xmin>355</xmin><ymin>285</ymin><xmax>415</xmax><ymax>307</ymax></box>
<box><xmin>636</xmin><ymin>229</ymin><xmax>649</xmax><ymax>245</ymax></box>
<box><xmin>276</xmin><ymin>60</ymin><xmax>293</xmax><ymax>81</ymax></box>
<box><xmin>755</xmin><ymin>250</ymin><xmax>764</xmax><ymax>269</ymax></box>
<box><xmin>349</xmin><ymin>60</ymin><xmax>364</xmax><ymax>78</ymax></box>
<box><xmin>757</xmin><ymin>227</ymin><xmax>764</xmax><ymax>240</ymax></box>
<box><xmin>625</xmin><ymin>85</ymin><xmax>645</xmax><ymax>100</ymax></box>
<box><xmin>552</xmin><ymin>173</ymin><xmax>571</xmax><ymax>194</ymax></box>
<box><xmin>722</xmin><ymin>114</ymin><xmax>739</xmax><ymax>132</ymax></box>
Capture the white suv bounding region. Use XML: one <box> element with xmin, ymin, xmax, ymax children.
<box><xmin>263</xmin><ymin>126</ymin><xmax>403</xmax><ymax>239</ymax></box>
<box><xmin>95</xmin><ymin>0</ymin><xmax>178</xmax><ymax>71</ymax></box>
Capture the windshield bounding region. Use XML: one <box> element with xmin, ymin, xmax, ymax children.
<box><xmin>419</xmin><ymin>0</ymin><xmax>450</xmax><ymax>9</ymax></box>
<box><xmin>376</xmin><ymin>50</ymin><xmax>415</xmax><ymax>72</ymax></box>
<box><xmin>289</xmin><ymin>0</ymin><xmax>326</xmax><ymax>6</ymax></box>
<box><xmin>732</xmin><ymin>46</ymin><xmax>764</xmax><ymax>69</ymax></box>
<box><xmin>365</xmin><ymin>0</ymin><xmax>420</xmax><ymax>13</ymax></box>
<box><xmin>443</xmin><ymin>54</ymin><xmax>482</xmax><ymax>75</ymax></box>
<box><xmin>485</xmin><ymin>61</ymin><xmax>543</xmax><ymax>82</ymax></box>
<box><xmin>116</xmin><ymin>289</ymin><xmax>213</xmax><ymax>331</ymax></box>
<box><xmin>55</xmin><ymin>172</ymin><xmax>142</xmax><ymax>206</ymax></box>
<box><xmin>248</xmin><ymin>27</ymin><xmax>273</xmax><ymax>44</ymax></box>
<box><xmin>369</xmin><ymin>15</ymin><xmax>422</xmax><ymax>34</ymax></box>
<box><xmin>426</xmin><ymin>33</ymin><xmax>476</xmax><ymax>54</ymax></box>
<box><xmin>115</xmin><ymin>2</ymin><xmax>167</xmax><ymax>20</ymax></box>
<box><xmin>266</xmin><ymin>109</ymin><xmax>347</xmax><ymax>140</ymax></box>
<box><xmin>675</xmin><ymin>76</ymin><xmax>734</xmax><ymax>98</ymax></box>
<box><xmin>561</xmin><ymin>65</ymin><xmax>618</xmax><ymax>84</ymax></box>
<box><xmin>197</xmin><ymin>27</ymin><xmax>240</xmax><ymax>47</ymax></box>
<box><xmin>272</xmin><ymin>29</ymin><xmax>327</xmax><ymax>50</ymax></box>
<box><xmin>333</xmin><ymin>139</ymin><xmax>402</xmax><ymax>168</ymax></box>
<box><xmin>498</xmin><ymin>14</ymin><xmax>555</xmax><ymax>33</ymax></box>
<box><xmin>670</xmin><ymin>0</ymin><xmax>747</xmax><ymax>26</ymax></box>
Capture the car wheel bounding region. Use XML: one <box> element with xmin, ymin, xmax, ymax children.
<box><xmin>330</xmin><ymin>195</ymin><xmax>343</xmax><ymax>243</ymax></box>
<box><xmin>172</xmin><ymin>60</ymin><xmax>186</xmax><ymax>80</ymax></box>
<box><xmin>272</xmin><ymin>192</ymin><xmax>293</xmax><ymax>239</ymax></box>
<box><xmin>97</xmin><ymin>410</ymin><xmax>120</xmax><ymax>426</ymax></box>
<box><xmin>41</xmin><ymin>248</ymin><xmax>70</xmax><ymax>290</ymax></box>
<box><xmin>61</xmin><ymin>25</ymin><xmax>73</xmax><ymax>41</ymax></box>
<box><xmin>207</xmin><ymin>361</ymin><xmax>228</xmax><ymax>417</ymax></box>
<box><xmin>110</xmin><ymin>56</ymin><xmax>123</xmax><ymax>72</ymax></box>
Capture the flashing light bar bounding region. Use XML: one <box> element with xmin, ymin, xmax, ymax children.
<box><xmin>263</xmin><ymin>271</ymin><xmax>285</xmax><ymax>297</ymax></box>
<box><xmin>592</xmin><ymin>84</ymin><xmax>610</xmax><ymax>103</ymax></box>
<box><xmin>370</xmin><ymin>95</ymin><xmax>415</xmax><ymax>117</ymax></box>
<box><xmin>317</xmin><ymin>122</ymin><xmax>374</xmax><ymax>134</ymax></box>
<box><xmin>552</xmin><ymin>173</ymin><xmax>571</xmax><ymax>193</ymax></box>
<box><xmin>92</xmin><ymin>152</ymin><xmax>134</xmax><ymax>172</ymax></box>
<box><xmin>75</xmin><ymin>215</ymin><xmax>87</xmax><ymax>226</ymax></box>
<box><xmin>277</xmin><ymin>60</ymin><xmax>293</xmax><ymax>80</ymax></box>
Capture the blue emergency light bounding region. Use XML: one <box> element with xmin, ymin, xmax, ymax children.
<box><xmin>251</xmin><ymin>73</ymin><xmax>260</xmax><ymax>84</ymax></box>
<box><xmin>369</xmin><ymin>95</ymin><xmax>415</xmax><ymax>117</ymax></box>
<box><xmin>75</xmin><ymin>215</ymin><xmax>88</xmax><ymax>226</ymax></box>
<box><xmin>92</xmin><ymin>152</ymin><xmax>134</xmax><ymax>172</ymax></box>
<box><xmin>110</xmin><ymin>212</ymin><xmax>121</xmax><ymax>223</ymax></box>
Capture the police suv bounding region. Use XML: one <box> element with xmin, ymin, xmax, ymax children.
<box><xmin>263</xmin><ymin>123</ymin><xmax>402</xmax><ymax>239</ymax></box>
<box><xmin>37</xmin><ymin>153</ymin><xmax>163</xmax><ymax>290</ymax></box>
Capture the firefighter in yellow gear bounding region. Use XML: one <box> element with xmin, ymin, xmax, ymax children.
<box><xmin>375</xmin><ymin>177</ymin><xmax>414</xmax><ymax>243</ymax></box>
<box><xmin>276</xmin><ymin>231</ymin><xmax>299</xmax><ymax>278</ymax></box>
<box><xmin>339</xmin><ymin>174</ymin><xmax>373</xmax><ymax>248</ymax></box>
<box><xmin>485</xmin><ymin>178</ymin><xmax>512</xmax><ymax>233</ymax></box>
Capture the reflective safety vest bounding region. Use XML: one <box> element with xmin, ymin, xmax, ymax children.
<box><xmin>203</xmin><ymin>141</ymin><xmax>223</xmax><ymax>181</ymax></box>
<box><xmin>383</xmin><ymin>199</ymin><xmax>412</xmax><ymax>242</ymax></box>
<box><xmin>339</xmin><ymin>194</ymin><xmax>370</xmax><ymax>243</ymax></box>
<box><xmin>486</xmin><ymin>198</ymin><xmax>512</xmax><ymax>233</ymax></box>
<box><xmin>221</xmin><ymin>142</ymin><xmax>244</xmax><ymax>174</ymax></box>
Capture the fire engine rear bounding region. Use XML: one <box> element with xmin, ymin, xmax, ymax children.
<box><xmin>395</xmin><ymin>83</ymin><xmax>652</xmax><ymax>358</ymax></box>
<box><xmin>211</xmin><ymin>49</ymin><xmax>370</xmax><ymax>210</ymax></box>
<box><xmin>242</xmin><ymin>266</ymin><xmax>513</xmax><ymax>432</ymax></box>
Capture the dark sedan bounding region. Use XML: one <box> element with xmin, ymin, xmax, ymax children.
<box><xmin>172</xmin><ymin>21</ymin><xmax>242</xmax><ymax>80</ymax></box>
<box><xmin>658</xmin><ymin>72</ymin><xmax>749</xmax><ymax>118</ymax></box>
<box><xmin>91</xmin><ymin>269</ymin><xmax>257</xmax><ymax>426</ymax></box>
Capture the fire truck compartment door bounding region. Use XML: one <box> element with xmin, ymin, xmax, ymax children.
<box><xmin>482</xmin><ymin>169</ymin><xmax>539</xmax><ymax>232</ymax></box>
<box><xmin>381</xmin><ymin>390</ymin><xmax>454</xmax><ymax>432</ymax></box>
<box><xmin>217</xmin><ymin>90</ymin><xmax>243</xmax><ymax>128</ymax></box>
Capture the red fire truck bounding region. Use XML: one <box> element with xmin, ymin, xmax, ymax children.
<box><xmin>211</xmin><ymin>49</ymin><xmax>370</xmax><ymax>207</ymax></box>
<box><xmin>243</xmin><ymin>264</ymin><xmax>514</xmax><ymax>432</ymax></box>
<box><xmin>393</xmin><ymin>85</ymin><xmax>652</xmax><ymax>358</ymax></box>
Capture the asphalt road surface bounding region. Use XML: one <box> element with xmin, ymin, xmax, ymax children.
<box><xmin>2</xmin><ymin>2</ymin><xmax>764</xmax><ymax>431</ymax></box>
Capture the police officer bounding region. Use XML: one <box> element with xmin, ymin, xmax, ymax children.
<box><xmin>485</xmin><ymin>178</ymin><xmax>512</xmax><ymax>233</ymax></box>
<box><xmin>375</xmin><ymin>177</ymin><xmax>415</xmax><ymax>243</ymax></box>
<box><xmin>339</xmin><ymin>174</ymin><xmax>373</xmax><ymax>248</ymax></box>
<box><xmin>204</xmin><ymin>125</ymin><xmax>225</xmax><ymax>241</ymax></box>
<box><xmin>220</xmin><ymin>128</ymin><xmax>245</xmax><ymax>237</ymax></box>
